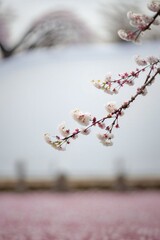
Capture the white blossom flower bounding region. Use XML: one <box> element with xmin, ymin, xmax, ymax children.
<box><xmin>147</xmin><ymin>0</ymin><xmax>160</xmax><ymax>12</ymax></box>
<box><xmin>44</xmin><ymin>133</ymin><xmax>52</xmax><ymax>144</ymax></box>
<box><xmin>91</xmin><ymin>80</ymin><xmax>102</xmax><ymax>89</ymax></box>
<box><xmin>44</xmin><ymin>133</ymin><xmax>65</xmax><ymax>151</ymax></box>
<box><xmin>135</xmin><ymin>55</ymin><xmax>147</xmax><ymax>66</ymax></box>
<box><xmin>104</xmin><ymin>73</ymin><xmax>112</xmax><ymax>83</ymax></box>
<box><xmin>97</xmin><ymin>134</ymin><xmax>113</xmax><ymax>146</ymax></box>
<box><xmin>71</xmin><ymin>109</ymin><xmax>91</xmax><ymax>126</ymax></box>
<box><xmin>118</xmin><ymin>29</ymin><xmax>130</xmax><ymax>41</ymax></box>
<box><xmin>127</xmin><ymin>11</ymin><xmax>134</xmax><ymax>20</ymax></box>
<box><xmin>58</xmin><ymin>122</ymin><xmax>70</xmax><ymax>137</ymax></box>
<box><xmin>97</xmin><ymin>133</ymin><xmax>114</xmax><ymax>140</ymax></box>
<box><xmin>127</xmin><ymin>11</ymin><xmax>152</xmax><ymax>28</ymax></box>
<box><xmin>97</xmin><ymin>133</ymin><xmax>105</xmax><ymax>141</ymax></box>
<box><xmin>118</xmin><ymin>29</ymin><xmax>141</xmax><ymax>42</ymax></box>
<box><xmin>146</xmin><ymin>56</ymin><xmax>159</xmax><ymax>64</ymax></box>
<box><xmin>107</xmin><ymin>133</ymin><xmax>114</xmax><ymax>139</ymax></box>
<box><xmin>51</xmin><ymin>142</ymin><xmax>66</xmax><ymax>151</ymax></box>
<box><xmin>105</xmin><ymin>102</ymin><xmax>117</xmax><ymax>114</ymax></box>
<box><xmin>101</xmin><ymin>140</ymin><xmax>113</xmax><ymax>146</ymax></box>
<box><xmin>104</xmin><ymin>88</ymin><xmax>114</xmax><ymax>95</ymax></box>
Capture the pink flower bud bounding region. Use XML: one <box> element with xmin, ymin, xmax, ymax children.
<box><xmin>71</xmin><ymin>109</ymin><xmax>92</xmax><ymax>126</ymax></box>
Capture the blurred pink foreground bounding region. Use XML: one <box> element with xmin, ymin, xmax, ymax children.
<box><xmin>0</xmin><ymin>191</ymin><xmax>160</xmax><ymax>240</ymax></box>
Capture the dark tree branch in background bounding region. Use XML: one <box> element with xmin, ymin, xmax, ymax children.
<box><xmin>0</xmin><ymin>1</ymin><xmax>15</xmax><ymax>57</ymax></box>
<box><xmin>0</xmin><ymin>10</ymin><xmax>96</xmax><ymax>58</ymax></box>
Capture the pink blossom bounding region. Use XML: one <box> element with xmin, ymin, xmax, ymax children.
<box><xmin>104</xmin><ymin>73</ymin><xmax>112</xmax><ymax>83</ymax></box>
<box><xmin>71</xmin><ymin>109</ymin><xmax>91</xmax><ymax>126</ymax></box>
<box><xmin>44</xmin><ymin>133</ymin><xmax>65</xmax><ymax>151</ymax></box>
<box><xmin>105</xmin><ymin>102</ymin><xmax>117</xmax><ymax>114</ymax></box>
<box><xmin>44</xmin><ymin>133</ymin><xmax>52</xmax><ymax>144</ymax></box>
<box><xmin>147</xmin><ymin>56</ymin><xmax>159</xmax><ymax>64</ymax></box>
<box><xmin>97</xmin><ymin>133</ymin><xmax>113</xmax><ymax>146</ymax></box>
<box><xmin>135</xmin><ymin>55</ymin><xmax>148</xmax><ymax>66</ymax></box>
<box><xmin>127</xmin><ymin>11</ymin><xmax>152</xmax><ymax>29</ymax></box>
<box><xmin>91</xmin><ymin>80</ymin><xmax>102</xmax><ymax>89</ymax></box>
<box><xmin>147</xmin><ymin>0</ymin><xmax>160</xmax><ymax>12</ymax></box>
<box><xmin>50</xmin><ymin>141</ymin><xmax>66</xmax><ymax>151</ymax></box>
<box><xmin>118</xmin><ymin>29</ymin><xmax>131</xmax><ymax>41</ymax></box>
<box><xmin>101</xmin><ymin>140</ymin><xmax>113</xmax><ymax>146</ymax></box>
<box><xmin>118</xmin><ymin>29</ymin><xmax>141</xmax><ymax>42</ymax></box>
<box><xmin>58</xmin><ymin>122</ymin><xmax>70</xmax><ymax>137</ymax></box>
<box><xmin>97</xmin><ymin>133</ymin><xmax>114</xmax><ymax>146</ymax></box>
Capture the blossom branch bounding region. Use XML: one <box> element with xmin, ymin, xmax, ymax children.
<box><xmin>44</xmin><ymin>57</ymin><xmax>159</xmax><ymax>150</ymax></box>
<box><xmin>92</xmin><ymin>59</ymin><xmax>159</xmax><ymax>95</ymax></box>
<box><xmin>134</xmin><ymin>8</ymin><xmax>160</xmax><ymax>41</ymax></box>
<box><xmin>118</xmin><ymin>1</ymin><xmax>160</xmax><ymax>42</ymax></box>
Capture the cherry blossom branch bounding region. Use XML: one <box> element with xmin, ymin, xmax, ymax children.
<box><xmin>44</xmin><ymin>57</ymin><xmax>159</xmax><ymax>150</ymax></box>
<box><xmin>91</xmin><ymin>58</ymin><xmax>159</xmax><ymax>95</ymax></box>
<box><xmin>118</xmin><ymin>1</ymin><xmax>160</xmax><ymax>42</ymax></box>
<box><xmin>134</xmin><ymin>9</ymin><xmax>160</xmax><ymax>41</ymax></box>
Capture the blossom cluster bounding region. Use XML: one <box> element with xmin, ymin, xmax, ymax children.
<box><xmin>135</xmin><ymin>55</ymin><xmax>159</xmax><ymax>66</ymax></box>
<box><xmin>44</xmin><ymin>101</ymin><xmax>117</xmax><ymax>150</ymax></box>
<box><xmin>92</xmin><ymin>55</ymin><xmax>159</xmax><ymax>95</ymax></box>
<box><xmin>71</xmin><ymin>109</ymin><xmax>92</xmax><ymax>126</ymax></box>
<box><xmin>118</xmin><ymin>0</ymin><xmax>160</xmax><ymax>42</ymax></box>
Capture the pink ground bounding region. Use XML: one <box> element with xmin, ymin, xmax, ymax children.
<box><xmin>0</xmin><ymin>191</ymin><xmax>160</xmax><ymax>240</ymax></box>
